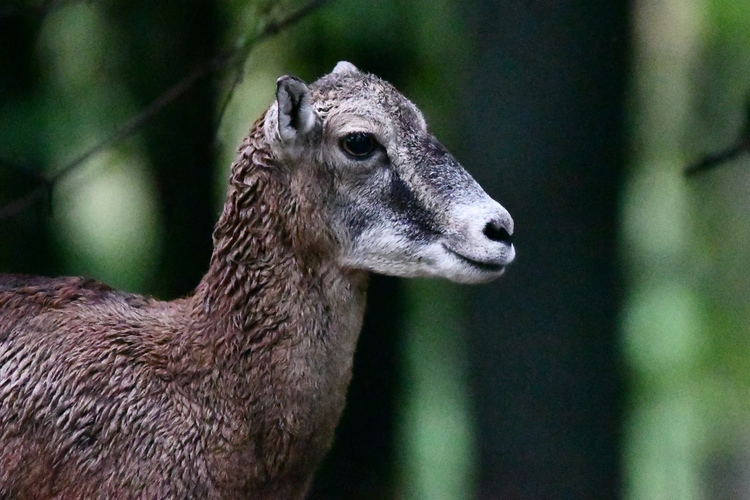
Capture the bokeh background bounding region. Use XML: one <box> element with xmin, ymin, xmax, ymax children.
<box><xmin>1</xmin><ymin>0</ymin><xmax>749</xmax><ymax>498</ymax></box>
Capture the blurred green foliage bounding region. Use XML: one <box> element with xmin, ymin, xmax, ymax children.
<box><xmin>624</xmin><ymin>0</ymin><xmax>750</xmax><ymax>498</ymax></box>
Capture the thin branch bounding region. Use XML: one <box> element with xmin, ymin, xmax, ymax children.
<box><xmin>684</xmin><ymin>139</ymin><xmax>750</xmax><ymax>176</ymax></box>
<box><xmin>0</xmin><ymin>0</ymin><xmax>327</xmax><ymax>220</ymax></box>
<box><xmin>685</xmin><ymin>92</ymin><xmax>750</xmax><ymax>176</ymax></box>
<box><xmin>214</xmin><ymin>0</ymin><xmax>327</xmax><ymax>129</ymax></box>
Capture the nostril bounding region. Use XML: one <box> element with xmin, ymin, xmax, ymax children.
<box><xmin>483</xmin><ymin>220</ymin><xmax>513</xmax><ymax>245</ymax></box>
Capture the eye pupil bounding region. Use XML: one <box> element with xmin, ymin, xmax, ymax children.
<box><xmin>341</xmin><ymin>133</ymin><xmax>377</xmax><ymax>158</ymax></box>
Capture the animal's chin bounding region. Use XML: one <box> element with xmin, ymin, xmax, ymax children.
<box><xmin>340</xmin><ymin>242</ymin><xmax>512</xmax><ymax>283</ymax></box>
<box><xmin>443</xmin><ymin>247</ymin><xmax>506</xmax><ymax>272</ymax></box>
<box><xmin>439</xmin><ymin>244</ymin><xmax>511</xmax><ymax>284</ymax></box>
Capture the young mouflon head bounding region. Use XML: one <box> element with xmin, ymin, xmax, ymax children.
<box><xmin>264</xmin><ymin>61</ymin><xmax>515</xmax><ymax>284</ymax></box>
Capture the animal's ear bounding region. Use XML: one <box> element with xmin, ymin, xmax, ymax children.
<box><xmin>332</xmin><ymin>61</ymin><xmax>360</xmax><ymax>75</ymax></box>
<box><xmin>275</xmin><ymin>76</ymin><xmax>318</xmax><ymax>143</ymax></box>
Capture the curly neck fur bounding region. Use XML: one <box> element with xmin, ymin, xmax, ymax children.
<box><xmin>185</xmin><ymin>116</ymin><xmax>368</xmax><ymax>493</ymax></box>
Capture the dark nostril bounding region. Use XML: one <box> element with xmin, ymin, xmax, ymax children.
<box><xmin>483</xmin><ymin>220</ymin><xmax>513</xmax><ymax>245</ymax></box>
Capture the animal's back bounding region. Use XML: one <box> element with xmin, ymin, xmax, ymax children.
<box><xmin>0</xmin><ymin>274</ymin><xmax>212</xmax><ymax>497</ymax></box>
<box><xmin>0</xmin><ymin>274</ymin><xmax>114</xmax><ymax>325</ymax></box>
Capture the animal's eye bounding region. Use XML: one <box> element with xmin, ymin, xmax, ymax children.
<box><xmin>340</xmin><ymin>133</ymin><xmax>378</xmax><ymax>159</ymax></box>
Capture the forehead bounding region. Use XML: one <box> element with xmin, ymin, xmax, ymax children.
<box><xmin>310</xmin><ymin>72</ymin><xmax>426</xmax><ymax>132</ymax></box>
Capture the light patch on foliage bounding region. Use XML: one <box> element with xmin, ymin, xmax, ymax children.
<box><xmin>623</xmin><ymin>165</ymin><xmax>690</xmax><ymax>263</ymax></box>
<box><xmin>399</xmin><ymin>280</ymin><xmax>475</xmax><ymax>500</ymax></box>
<box><xmin>622</xmin><ymin>283</ymin><xmax>706</xmax><ymax>377</ymax></box>
<box><xmin>55</xmin><ymin>151</ymin><xmax>162</xmax><ymax>291</ymax></box>
<box><xmin>625</xmin><ymin>391</ymin><xmax>704</xmax><ymax>500</ymax></box>
<box><xmin>40</xmin><ymin>3</ymin><xmax>110</xmax><ymax>92</ymax></box>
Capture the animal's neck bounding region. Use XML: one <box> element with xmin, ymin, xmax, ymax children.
<box><xmin>194</xmin><ymin>121</ymin><xmax>304</xmax><ymax>344</ymax></box>
<box><xmin>188</xmin><ymin>119</ymin><xmax>368</xmax><ymax>451</ymax></box>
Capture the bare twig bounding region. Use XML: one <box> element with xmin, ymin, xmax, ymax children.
<box><xmin>684</xmin><ymin>140</ymin><xmax>750</xmax><ymax>176</ymax></box>
<box><xmin>0</xmin><ymin>0</ymin><xmax>327</xmax><ymax>219</ymax></box>
<box><xmin>685</xmin><ymin>92</ymin><xmax>750</xmax><ymax>176</ymax></box>
<box><xmin>213</xmin><ymin>0</ymin><xmax>326</xmax><ymax>128</ymax></box>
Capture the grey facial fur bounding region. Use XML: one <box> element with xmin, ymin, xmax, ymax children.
<box><xmin>301</xmin><ymin>63</ymin><xmax>515</xmax><ymax>283</ymax></box>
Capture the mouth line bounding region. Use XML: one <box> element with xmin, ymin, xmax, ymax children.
<box><xmin>442</xmin><ymin>245</ymin><xmax>506</xmax><ymax>273</ymax></box>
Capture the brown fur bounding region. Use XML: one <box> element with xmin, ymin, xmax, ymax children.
<box><xmin>0</xmin><ymin>63</ymin><xmax>515</xmax><ymax>498</ymax></box>
<box><xmin>0</xmin><ymin>116</ymin><xmax>367</xmax><ymax>498</ymax></box>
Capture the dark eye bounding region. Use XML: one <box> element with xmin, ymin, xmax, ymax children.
<box><xmin>340</xmin><ymin>132</ymin><xmax>378</xmax><ymax>159</ymax></box>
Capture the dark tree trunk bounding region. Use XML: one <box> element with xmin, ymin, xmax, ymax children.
<box><xmin>461</xmin><ymin>2</ymin><xmax>629</xmax><ymax>498</ymax></box>
<box><xmin>101</xmin><ymin>0</ymin><xmax>221</xmax><ymax>298</ymax></box>
<box><xmin>310</xmin><ymin>275</ymin><xmax>404</xmax><ymax>500</ymax></box>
